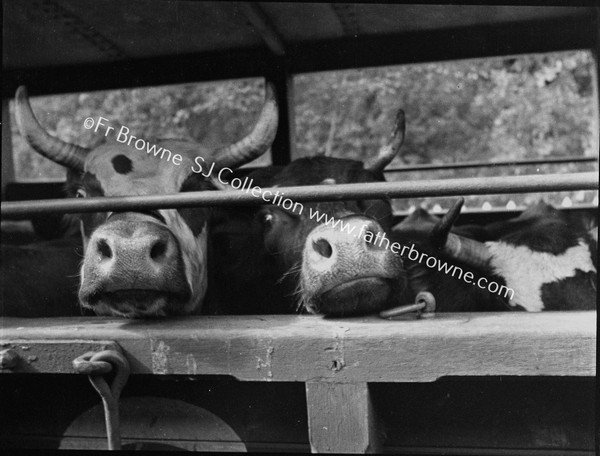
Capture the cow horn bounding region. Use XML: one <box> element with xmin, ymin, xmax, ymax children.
<box><xmin>214</xmin><ymin>82</ymin><xmax>279</xmax><ymax>170</ymax></box>
<box><xmin>14</xmin><ymin>86</ymin><xmax>88</xmax><ymax>171</ymax></box>
<box><xmin>365</xmin><ymin>109</ymin><xmax>405</xmax><ymax>174</ymax></box>
<box><xmin>433</xmin><ymin>198</ymin><xmax>493</xmax><ymax>269</ymax></box>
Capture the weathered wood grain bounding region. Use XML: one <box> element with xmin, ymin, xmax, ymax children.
<box><xmin>0</xmin><ymin>312</ymin><xmax>595</xmax><ymax>381</ymax></box>
<box><xmin>306</xmin><ymin>382</ymin><xmax>380</xmax><ymax>453</ymax></box>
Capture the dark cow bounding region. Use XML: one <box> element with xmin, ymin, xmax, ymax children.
<box><xmin>0</xmin><ymin>235</ymin><xmax>88</xmax><ymax>317</ymax></box>
<box><xmin>12</xmin><ymin>85</ymin><xmax>278</xmax><ymax>318</ymax></box>
<box><xmin>392</xmin><ymin>199</ymin><xmax>597</xmax><ymax>312</ymax></box>
<box><xmin>208</xmin><ymin>111</ymin><xmax>408</xmax><ymax>316</ymax></box>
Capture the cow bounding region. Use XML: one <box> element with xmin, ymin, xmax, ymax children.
<box><xmin>12</xmin><ymin>84</ymin><xmax>278</xmax><ymax>318</ymax></box>
<box><xmin>391</xmin><ymin>199</ymin><xmax>597</xmax><ymax>312</ymax></box>
<box><xmin>207</xmin><ymin>111</ymin><xmax>409</xmax><ymax>316</ymax></box>
<box><xmin>0</xmin><ymin>235</ymin><xmax>89</xmax><ymax>317</ymax></box>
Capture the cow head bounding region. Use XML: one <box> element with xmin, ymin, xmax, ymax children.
<box><xmin>15</xmin><ymin>85</ymin><xmax>278</xmax><ymax>318</ymax></box>
<box><xmin>249</xmin><ymin>111</ymin><xmax>407</xmax><ymax>316</ymax></box>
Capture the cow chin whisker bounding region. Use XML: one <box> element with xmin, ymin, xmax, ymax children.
<box><xmin>290</xmin><ymin>276</ymin><xmax>307</xmax><ymax>314</ymax></box>
<box><xmin>278</xmin><ymin>262</ymin><xmax>302</xmax><ymax>285</ymax></box>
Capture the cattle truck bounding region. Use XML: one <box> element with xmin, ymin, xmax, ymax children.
<box><xmin>1</xmin><ymin>2</ymin><xmax>598</xmax><ymax>453</ymax></box>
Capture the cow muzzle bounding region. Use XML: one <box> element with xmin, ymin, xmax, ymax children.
<box><xmin>301</xmin><ymin>216</ymin><xmax>406</xmax><ymax>316</ymax></box>
<box><xmin>79</xmin><ymin>213</ymin><xmax>191</xmax><ymax>318</ymax></box>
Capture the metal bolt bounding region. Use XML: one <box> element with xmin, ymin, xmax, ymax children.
<box><xmin>379</xmin><ymin>291</ymin><xmax>437</xmax><ymax>319</ymax></box>
<box><xmin>0</xmin><ymin>348</ymin><xmax>20</xmax><ymax>369</ymax></box>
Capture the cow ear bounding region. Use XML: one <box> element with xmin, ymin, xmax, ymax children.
<box><xmin>320</xmin><ymin>178</ymin><xmax>336</xmax><ymax>185</ymax></box>
<box><xmin>64</xmin><ymin>168</ymin><xmax>85</xmax><ymax>197</ymax></box>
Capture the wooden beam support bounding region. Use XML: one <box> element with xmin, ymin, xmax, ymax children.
<box><xmin>265</xmin><ymin>56</ymin><xmax>294</xmax><ymax>165</ymax></box>
<box><xmin>237</xmin><ymin>2</ymin><xmax>286</xmax><ymax>57</ymax></box>
<box><xmin>2</xmin><ymin>47</ymin><xmax>272</xmax><ymax>98</ymax></box>
<box><xmin>306</xmin><ymin>382</ymin><xmax>380</xmax><ymax>453</ymax></box>
<box><xmin>288</xmin><ymin>15</ymin><xmax>597</xmax><ymax>75</ymax></box>
<box><xmin>3</xmin><ymin>15</ymin><xmax>595</xmax><ymax>98</ymax></box>
<box><xmin>1</xmin><ymin>99</ymin><xmax>15</xmax><ymax>198</ymax></box>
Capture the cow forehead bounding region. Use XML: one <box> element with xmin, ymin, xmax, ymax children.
<box><xmin>84</xmin><ymin>142</ymin><xmax>211</xmax><ymax>196</ymax></box>
<box><xmin>271</xmin><ymin>157</ymin><xmax>378</xmax><ymax>186</ymax></box>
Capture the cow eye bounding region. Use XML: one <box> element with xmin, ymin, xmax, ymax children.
<box><xmin>76</xmin><ymin>189</ymin><xmax>87</xmax><ymax>198</ymax></box>
<box><xmin>262</xmin><ymin>212</ymin><xmax>275</xmax><ymax>226</ymax></box>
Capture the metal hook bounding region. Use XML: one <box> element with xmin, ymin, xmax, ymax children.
<box><xmin>379</xmin><ymin>291</ymin><xmax>436</xmax><ymax>319</ymax></box>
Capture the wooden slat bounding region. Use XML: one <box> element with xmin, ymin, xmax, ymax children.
<box><xmin>3</xmin><ymin>14</ymin><xmax>595</xmax><ymax>98</ymax></box>
<box><xmin>1</xmin><ymin>99</ymin><xmax>15</xmax><ymax>199</ymax></box>
<box><xmin>306</xmin><ymin>382</ymin><xmax>380</xmax><ymax>453</ymax></box>
<box><xmin>1</xmin><ymin>313</ymin><xmax>595</xmax><ymax>380</ymax></box>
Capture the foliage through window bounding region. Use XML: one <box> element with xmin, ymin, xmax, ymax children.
<box><xmin>8</xmin><ymin>51</ymin><xmax>598</xmax><ymax>211</ymax></box>
<box><xmin>293</xmin><ymin>50</ymin><xmax>598</xmax><ymax>211</ymax></box>
<box><xmin>9</xmin><ymin>78</ymin><xmax>269</xmax><ymax>181</ymax></box>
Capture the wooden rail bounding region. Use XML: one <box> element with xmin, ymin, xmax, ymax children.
<box><xmin>0</xmin><ymin>313</ymin><xmax>595</xmax><ymax>453</ymax></box>
<box><xmin>1</xmin><ymin>313</ymin><xmax>595</xmax><ymax>380</ymax></box>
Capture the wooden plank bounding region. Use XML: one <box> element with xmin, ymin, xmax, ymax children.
<box><xmin>3</xmin><ymin>14</ymin><xmax>595</xmax><ymax>98</ymax></box>
<box><xmin>0</xmin><ymin>313</ymin><xmax>595</xmax><ymax>380</ymax></box>
<box><xmin>288</xmin><ymin>15</ymin><xmax>596</xmax><ymax>75</ymax></box>
<box><xmin>2</xmin><ymin>47</ymin><xmax>272</xmax><ymax>98</ymax></box>
<box><xmin>0</xmin><ymin>340</ymin><xmax>119</xmax><ymax>373</ymax></box>
<box><xmin>1</xmin><ymin>99</ymin><xmax>15</xmax><ymax>199</ymax></box>
<box><xmin>238</xmin><ymin>2</ymin><xmax>286</xmax><ymax>57</ymax></box>
<box><xmin>306</xmin><ymin>382</ymin><xmax>380</xmax><ymax>453</ymax></box>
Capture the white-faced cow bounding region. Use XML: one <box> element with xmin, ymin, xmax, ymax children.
<box><xmin>13</xmin><ymin>85</ymin><xmax>278</xmax><ymax>318</ymax></box>
<box><xmin>392</xmin><ymin>199</ymin><xmax>597</xmax><ymax>311</ymax></box>
<box><xmin>208</xmin><ymin>111</ymin><xmax>409</xmax><ymax>316</ymax></box>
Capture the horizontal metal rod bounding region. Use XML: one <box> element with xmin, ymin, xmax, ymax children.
<box><xmin>1</xmin><ymin>173</ymin><xmax>597</xmax><ymax>219</ymax></box>
<box><xmin>385</xmin><ymin>156</ymin><xmax>598</xmax><ymax>173</ymax></box>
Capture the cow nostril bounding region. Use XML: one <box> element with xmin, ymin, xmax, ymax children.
<box><xmin>312</xmin><ymin>239</ymin><xmax>333</xmax><ymax>258</ymax></box>
<box><xmin>97</xmin><ymin>239</ymin><xmax>112</xmax><ymax>259</ymax></box>
<box><xmin>150</xmin><ymin>240</ymin><xmax>168</xmax><ymax>261</ymax></box>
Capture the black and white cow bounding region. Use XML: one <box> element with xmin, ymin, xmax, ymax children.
<box><xmin>392</xmin><ymin>199</ymin><xmax>597</xmax><ymax>311</ymax></box>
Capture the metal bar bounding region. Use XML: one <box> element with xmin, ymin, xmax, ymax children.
<box><xmin>237</xmin><ymin>2</ymin><xmax>286</xmax><ymax>56</ymax></box>
<box><xmin>1</xmin><ymin>173</ymin><xmax>597</xmax><ymax>219</ymax></box>
<box><xmin>386</xmin><ymin>156</ymin><xmax>598</xmax><ymax>173</ymax></box>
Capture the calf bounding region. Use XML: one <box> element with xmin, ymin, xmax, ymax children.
<box><xmin>1</xmin><ymin>236</ymin><xmax>87</xmax><ymax>317</ymax></box>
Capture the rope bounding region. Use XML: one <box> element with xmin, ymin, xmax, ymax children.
<box><xmin>73</xmin><ymin>350</ymin><xmax>130</xmax><ymax>450</ymax></box>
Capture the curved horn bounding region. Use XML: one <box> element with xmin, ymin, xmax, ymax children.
<box><xmin>366</xmin><ymin>109</ymin><xmax>405</xmax><ymax>174</ymax></box>
<box><xmin>14</xmin><ymin>86</ymin><xmax>88</xmax><ymax>171</ymax></box>
<box><xmin>433</xmin><ymin>198</ymin><xmax>493</xmax><ymax>269</ymax></box>
<box><xmin>214</xmin><ymin>82</ymin><xmax>279</xmax><ymax>170</ymax></box>
<box><xmin>443</xmin><ymin>232</ymin><xmax>494</xmax><ymax>270</ymax></box>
